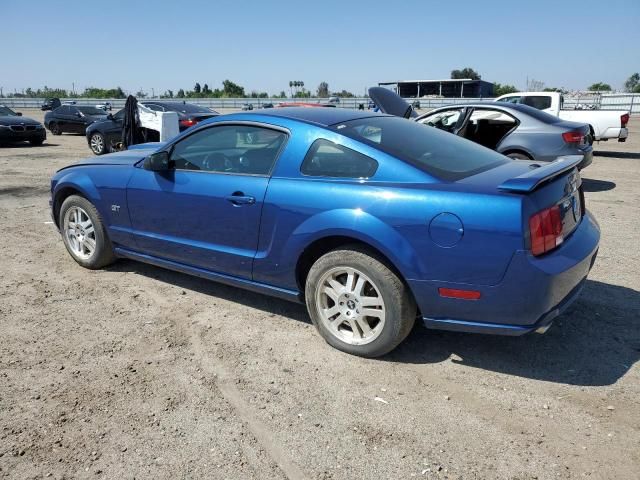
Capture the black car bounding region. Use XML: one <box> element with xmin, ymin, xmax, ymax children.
<box><xmin>0</xmin><ymin>105</ymin><xmax>46</xmax><ymax>146</ymax></box>
<box><xmin>44</xmin><ymin>105</ymin><xmax>109</xmax><ymax>136</ymax></box>
<box><xmin>41</xmin><ymin>98</ymin><xmax>62</xmax><ymax>111</ymax></box>
<box><xmin>85</xmin><ymin>101</ymin><xmax>218</xmax><ymax>155</ymax></box>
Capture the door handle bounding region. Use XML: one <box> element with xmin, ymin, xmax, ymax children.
<box><xmin>225</xmin><ymin>192</ymin><xmax>256</xmax><ymax>206</ymax></box>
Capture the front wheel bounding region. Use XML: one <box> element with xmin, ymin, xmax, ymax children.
<box><xmin>29</xmin><ymin>138</ymin><xmax>44</xmax><ymax>146</ymax></box>
<box><xmin>89</xmin><ymin>132</ymin><xmax>107</xmax><ymax>155</ymax></box>
<box><xmin>305</xmin><ymin>247</ymin><xmax>416</xmax><ymax>357</ymax></box>
<box><xmin>59</xmin><ymin>195</ymin><xmax>116</xmax><ymax>269</ymax></box>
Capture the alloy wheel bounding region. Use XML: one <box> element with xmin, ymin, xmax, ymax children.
<box><xmin>315</xmin><ymin>267</ymin><xmax>386</xmax><ymax>345</ymax></box>
<box><xmin>63</xmin><ymin>206</ymin><xmax>96</xmax><ymax>260</ymax></box>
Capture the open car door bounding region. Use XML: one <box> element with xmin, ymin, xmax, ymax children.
<box><xmin>368</xmin><ymin>87</ymin><xmax>418</xmax><ymax>119</ymax></box>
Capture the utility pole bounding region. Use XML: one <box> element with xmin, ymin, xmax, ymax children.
<box><xmin>72</xmin><ymin>82</ymin><xmax>75</xmax><ymax>95</ymax></box>
<box><xmin>152</xmin><ymin>87</ymin><xmax>155</xmax><ymax>98</ymax></box>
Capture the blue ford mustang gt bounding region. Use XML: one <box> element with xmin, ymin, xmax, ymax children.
<box><xmin>50</xmin><ymin>107</ymin><xmax>600</xmax><ymax>357</ymax></box>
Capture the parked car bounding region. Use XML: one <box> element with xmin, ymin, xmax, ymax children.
<box><xmin>44</xmin><ymin>105</ymin><xmax>109</xmax><ymax>135</ymax></box>
<box><xmin>50</xmin><ymin>107</ymin><xmax>599</xmax><ymax>357</ymax></box>
<box><xmin>41</xmin><ymin>98</ymin><xmax>61</xmax><ymax>111</ymax></box>
<box><xmin>95</xmin><ymin>102</ymin><xmax>113</xmax><ymax>111</ymax></box>
<box><xmin>369</xmin><ymin>87</ymin><xmax>593</xmax><ymax>169</ymax></box>
<box><xmin>242</xmin><ymin>103</ymin><xmax>254</xmax><ymax>111</ymax></box>
<box><xmin>495</xmin><ymin>92</ymin><xmax>629</xmax><ymax>142</ymax></box>
<box><xmin>85</xmin><ymin>101</ymin><xmax>219</xmax><ymax>155</ymax></box>
<box><xmin>0</xmin><ymin>105</ymin><xmax>46</xmax><ymax>146</ymax></box>
<box><xmin>261</xmin><ymin>103</ymin><xmax>274</xmax><ymax>109</ymax></box>
<box><xmin>276</xmin><ymin>102</ymin><xmax>336</xmax><ymax>108</ymax></box>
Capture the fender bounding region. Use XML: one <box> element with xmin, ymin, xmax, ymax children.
<box><xmin>253</xmin><ymin>208</ymin><xmax>425</xmax><ymax>290</ymax></box>
<box><xmin>52</xmin><ymin>171</ymin><xmax>104</xmax><ymax>221</ymax></box>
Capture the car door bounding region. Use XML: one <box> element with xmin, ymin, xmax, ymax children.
<box><xmin>53</xmin><ymin>106</ymin><xmax>70</xmax><ymax>132</ymax></box>
<box><xmin>126</xmin><ymin>122</ymin><xmax>288</xmax><ymax>279</ymax></box>
<box><xmin>67</xmin><ymin>106</ymin><xmax>84</xmax><ymax>133</ymax></box>
<box><xmin>418</xmin><ymin>108</ymin><xmax>470</xmax><ymax>135</ymax></box>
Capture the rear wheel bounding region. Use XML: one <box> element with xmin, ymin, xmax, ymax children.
<box><xmin>59</xmin><ymin>195</ymin><xmax>116</xmax><ymax>269</ymax></box>
<box><xmin>49</xmin><ymin>123</ymin><xmax>62</xmax><ymax>135</ymax></box>
<box><xmin>305</xmin><ymin>247</ymin><xmax>416</xmax><ymax>357</ymax></box>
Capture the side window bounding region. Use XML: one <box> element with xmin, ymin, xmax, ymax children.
<box><xmin>301</xmin><ymin>139</ymin><xmax>378</xmax><ymax>179</ymax></box>
<box><xmin>57</xmin><ymin>106</ymin><xmax>69</xmax><ymax>115</ymax></box>
<box><xmin>169</xmin><ymin>124</ymin><xmax>286</xmax><ymax>175</ymax></box>
<box><xmin>113</xmin><ymin>109</ymin><xmax>125</xmax><ymax>121</ymax></box>
<box><xmin>498</xmin><ymin>96</ymin><xmax>521</xmax><ymax>104</ymax></box>
<box><xmin>522</xmin><ymin>96</ymin><xmax>552</xmax><ymax>110</ymax></box>
<box><xmin>420</xmin><ymin>108</ymin><xmax>463</xmax><ymax>133</ymax></box>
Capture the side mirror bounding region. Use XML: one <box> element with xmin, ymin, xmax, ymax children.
<box><xmin>76</xmin><ymin>112</ymin><xmax>83</xmax><ymax>118</ymax></box>
<box><xmin>107</xmin><ymin>113</ymin><xmax>114</xmax><ymax>120</ymax></box>
<box><xmin>143</xmin><ymin>151</ymin><xmax>170</xmax><ymax>171</ymax></box>
<box><xmin>16</xmin><ymin>112</ymin><xmax>23</xmax><ymax>116</ymax></box>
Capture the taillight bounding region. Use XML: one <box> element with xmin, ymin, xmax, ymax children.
<box><xmin>562</xmin><ymin>131</ymin><xmax>584</xmax><ymax>144</ymax></box>
<box><xmin>621</xmin><ymin>113</ymin><xmax>629</xmax><ymax>128</ymax></box>
<box><xmin>179</xmin><ymin>118</ymin><xmax>196</xmax><ymax>128</ymax></box>
<box><xmin>529</xmin><ymin>205</ymin><xmax>563</xmax><ymax>256</ymax></box>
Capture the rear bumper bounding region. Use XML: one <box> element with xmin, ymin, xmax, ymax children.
<box><xmin>410</xmin><ymin>211</ymin><xmax>600</xmax><ymax>335</ymax></box>
<box><xmin>599</xmin><ymin>126</ymin><xmax>628</xmax><ymax>141</ymax></box>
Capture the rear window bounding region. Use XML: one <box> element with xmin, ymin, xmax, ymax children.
<box><xmin>333</xmin><ymin>116</ymin><xmax>508</xmax><ymax>181</ymax></box>
<box><xmin>77</xmin><ymin>106</ymin><xmax>107</xmax><ymax>115</ymax></box>
<box><xmin>522</xmin><ymin>96</ymin><xmax>552</xmax><ymax>110</ymax></box>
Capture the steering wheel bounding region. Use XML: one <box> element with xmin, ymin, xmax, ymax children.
<box><xmin>202</xmin><ymin>152</ymin><xmax>232</xmax><ymax>172</ymax></box>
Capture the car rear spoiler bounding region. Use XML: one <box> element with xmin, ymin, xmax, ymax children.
<box><xmin>498</xmin><ymin>156</ymin><xmax>582</xmax><ymax>193</ymax></box>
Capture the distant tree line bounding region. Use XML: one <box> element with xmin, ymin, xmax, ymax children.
<box><xmin>4</xmin><ymin>72</ymin><xmax>638</xmax><ymax>99</ymax></box>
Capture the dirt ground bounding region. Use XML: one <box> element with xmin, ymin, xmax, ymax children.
<box><xmin>1</xmin><ymin>110</ymin><xmax>638</xmax><ymax>480</ymax></box>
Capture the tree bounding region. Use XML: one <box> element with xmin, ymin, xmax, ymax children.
<box><xmin>543</xmin><ymin>87</ymin><xmax>567</xmax><ymax>93</ymax></box>
<box><xmin>222</xmin><ymin>79</ymin><xmax>245</xmax><ymax>97</ymax></box>
<box><xmin>588</xmin><ymin>82</ymin><xmax>611</xmax><ymax>92</ymax></box>
<box><xmin>624</xmin><ymin>73</ymin><xmax>640</xmax><ymax>93</ymax></box>
<box><xmin>333</xmin><ymin>90</ymin><xmax>355</xmax><ymax>98</ymax></box>
<box><xmin>451</xmin><ymin>67</ymin><xmax>481</xmax><ymax>80</ymax></box>
<box><xmin>493</xmin><ymin>83</ymin><xmax>518</xmax><ymax>96</ymax></box>
<box><xmin>193</xmin><ymin>83</ymin><xmax>201</xmax><ymax>94</ymax></box>
<box><xmin>202</xmin><ymin>84</ymin><xmax>211</xmax><ymax>95</ymax></box>
<box><xmin>135</xmin><ymin>89</ymin><xmax>147</xmax><ymax>98</ymax></box>
<box><xmin>279</xmin><ymin>90</ymin><xmax>286</xmax><ymax>98</ymax></box>
<box><xmin>177</xmin><ymin>89</ymin><xmax>185</xmax><ymax>98</ymax></box>
<box><xmin>317</xmin><ymin>81</ymin><xmax>329</xmax><ymax>97</ymax></box>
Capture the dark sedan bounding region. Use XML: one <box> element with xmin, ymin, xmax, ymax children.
<box><xmin>86</xmin><ymin>101</ymin><xmax>218</xmax><ymax>155</ymax></box>
<box><xmin>44</xmin><ymin>105</ymin><xmax>109</xmax><ymax>136</ymax></box>
<box><xmin>0</xmin><ymin>105</ymin><xmax>46</xmax><ymax>146</ymax></box>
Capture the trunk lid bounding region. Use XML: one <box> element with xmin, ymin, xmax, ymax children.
<box><xmin>462</xmin><ymin>156</ymin><xmax>584</xmax><ymax>250</ymax></box>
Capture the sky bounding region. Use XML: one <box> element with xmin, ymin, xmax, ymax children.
<box><xmin>2</xmin><ymin>0</ymin><xmax>639</xmax><ymax>96</ymax></box>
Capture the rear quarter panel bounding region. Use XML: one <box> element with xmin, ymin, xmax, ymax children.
<box><xmin>253</xmin><ymin>120</ymin><xmax>524</xmax><ymax>291</ymax></box>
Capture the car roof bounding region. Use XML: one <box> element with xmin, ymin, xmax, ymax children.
<box><xmin>244</xmin><ymin>107</ymin><xmax>389</xmax><ymax>127</ymax></box>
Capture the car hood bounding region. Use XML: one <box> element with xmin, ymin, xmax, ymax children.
<box><xmin>368</xmin><ymin>87</ymin><xmax>418</xmax><ymax>119</ymax></box>
<box><xmin>58</xmin><ymin>147</ymin><xmax>158</xmax><ymax>171</ymax></box>
<box><xmin>0</xmin><ymin>116</ymin><xmax>41</xmax><ymax>126</ymax></box>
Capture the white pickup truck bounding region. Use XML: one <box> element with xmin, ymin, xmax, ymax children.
<box><xmin>495</xmin><ymin>92</ymin><xmax>629</xmax><ymax>143</ymax></box>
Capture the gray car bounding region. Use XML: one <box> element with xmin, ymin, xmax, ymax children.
<box><xmin>369</xmin><ymin>88</ymin><xmax>593</xmax><ymax>169</ymax></box>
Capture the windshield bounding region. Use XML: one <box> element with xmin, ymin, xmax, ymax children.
<box><xmin>77</xmin><ymin>106</ymin><xmax>108</xmax><ymax>116</ymax></box>
<box><xmin>333</xmin><ymin>116</ymin><xmax>509</xmax><ymax>181</ymax></box>
<box><xmin>0</xmin><ymin>106</ymin><xmax>18</xmax><ymax>116</ymax></box>
<box><xmin>161</xmin><ymin>103</ymin><xmax>217</xmax><ymax>114</ymax></box>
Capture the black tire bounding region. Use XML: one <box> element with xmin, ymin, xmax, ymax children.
<box><xmin>89</xmin><ymin>132</ymin><xmax>107</xmax><ymax>155</ymax></box>
<box><xmin>305</xmin><ymin>246</ymin><xmax>416</xmax><ymax>357</ymax></box>
<box><xmin>506</xmin><ymin>152</ymin><xmax>531</xmax><ymax>160</ymax></box>
<box><xmin>59</xmin><ymin>195</ymin><xmax>116</xmax><ymax>269</ymax></box>
<box><xmin>29</xmin><ymin>138</ymin><xmax>44</xmax><ymax>146</ymax></box>
<box><xmin>49</xmin><ymin>123</ymin><xmax>62</xmax><ymax>135</ymax></box>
